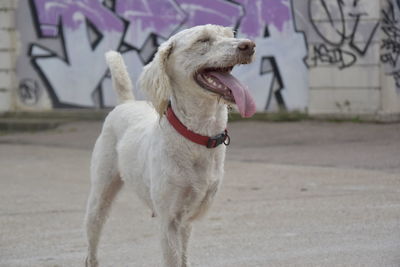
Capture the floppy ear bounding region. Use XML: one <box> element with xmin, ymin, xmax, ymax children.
<box><xmin>139</xmin><ymin>41</ymin><xmax>174</xmax><ymax>116</ymax></box>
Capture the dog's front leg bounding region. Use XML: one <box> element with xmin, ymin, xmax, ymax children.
<box><xmin>161</xmin><ymin>218</ymin><xmax>183</xmax><ymax>267</ymax></box>
<box><xmin>179</xmin><ymin>224</ymin><xmax>192</xmax><ymax>267</ymax></box>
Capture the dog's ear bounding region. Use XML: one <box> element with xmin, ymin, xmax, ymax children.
<box><xmin>139</xmin><ymin>41</ymin><xmax>174</xmax><ymax>116</ymax></box>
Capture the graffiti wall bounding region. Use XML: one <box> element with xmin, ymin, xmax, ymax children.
<box><xmin>382</xmin><ymin>0</ymin><xmax>400</xmax><ymax>91</ymax></box>
<box><xmin>298</xmin><ymin>0</ymin><xmax>379</xmax><ymax>69</ymax></box>
<box><xmin>15</xmin><ymin>0</ymin><xmax>400</xmax><ymax>114</ymax></box>
<box><xmin>380</xmin><ymin>0</ymin><xmax>400</xmax><ymax>113</ymax></box>
<box><xmin>16</xmin><ymin>0</ymin><xmax>308</xmax><ymax>111</ymax></box>
<box><xmin>293</xmin><ymin>0</ymin><xmax>382</xmax><ymax>114</ymax></box>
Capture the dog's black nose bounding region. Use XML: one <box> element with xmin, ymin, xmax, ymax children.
<box><xmin>238</xmin><ymin>40</ymin><xmax>256</xmax><ymax>55</ymax></box>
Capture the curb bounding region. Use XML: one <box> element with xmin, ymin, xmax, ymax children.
<box><xmin>0</xmin><ymin>110</ymin><xmax>110</xmax><ymax>133</ymax></box>
<box><xmin>1</xmin><ymin>109</ymin><xmax>399</xmax><ymax>134</ymax></box>
<box><xmin>1</xmin><ymin>109</ymin><xmax>110</xmax><ymax>121</ymax></box>
<box><xmin>0</xmin><ymin>119</ymin><xmax>62</xmax><ymax>133</ymax></box>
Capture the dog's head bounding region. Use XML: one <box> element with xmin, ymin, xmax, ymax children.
<box><xmin>139</xmin><ymin>24</ymin><xmax>256</xmax><ymax>117</ymax></box>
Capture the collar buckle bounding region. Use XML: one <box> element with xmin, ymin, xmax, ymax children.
<box><xmin>207</xmin><ymin>130</ymin><xmax>230</xmax><ymax>148</ymax></box>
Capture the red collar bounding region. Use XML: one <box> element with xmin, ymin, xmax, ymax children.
<box><xmin>166</xmin><ymin>104</ymin><xmax>230</xmax><ymax>148</ymax></box>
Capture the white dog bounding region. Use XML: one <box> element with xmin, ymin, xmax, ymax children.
<box><xmin>84</xmin><ymin>24</ymin><xmax>256</xmax><ymax>267</ymax></box>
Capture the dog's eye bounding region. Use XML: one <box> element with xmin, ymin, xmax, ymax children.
<box><xmin>197</xmin><ymin>38</ymin><xmax>210</xmax><ymax>43</ymax></box>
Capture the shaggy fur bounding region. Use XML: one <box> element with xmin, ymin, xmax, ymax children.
<box><xmin>84</xmin><ymin>24</ymin><xmax>255</xmax><ymax>267</ymax></box>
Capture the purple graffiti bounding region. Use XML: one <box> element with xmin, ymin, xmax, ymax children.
<box><xmin>26</xmin><ymin>0</ymin><xmax>307</xmax><ymax>110</ymax></box>
<box><xmin>115</xmin><ymin>0</ymin><xmax>185</xmax><ymax>47</ymax></box>
<box><xmin>32</xmin><ymin>0</ymin><xmax>291</xmax><ymax>40</ymax></box>
<box><xmin>175</xmin><ymin>0</ymin><xmax>242</xmax><ymax>28</ymax></box>
<box><xmin>236</xmin><ymin>0</ymin><xmax>291</xmax><ymax>37</ymax></box>
<box><xmin>32</xmin><ymin>0</ymin><xmax>123</xmax><ymax>37</ymax></box>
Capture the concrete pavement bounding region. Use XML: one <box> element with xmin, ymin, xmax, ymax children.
<box><xmin>0</xmin><ymin>120</ymin><xmax>399</xmax><ymax>267</ymax></box>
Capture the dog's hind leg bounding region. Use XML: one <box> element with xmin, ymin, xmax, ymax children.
<box><xmin>85</xmin><ymin>175</ymin><xmax>122</xmax><ymax>266</ymax></box>
<box><xmin>84</xmin><ymin>134</ymin><xmax>123</xmax><ymax>267</ymax></box>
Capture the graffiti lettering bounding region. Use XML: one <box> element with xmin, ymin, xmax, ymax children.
<box><xmin>307</xmin><ymin>0</ymin><xmax>379</xmax><ymax>69</ymax></box>
<box><xmin>19</xmin><ymin>78</ymin><xmax>40</xmax><ymax>105</ymax></box>
<box><xmin>175</xmin><ymin>0</ymin><xmax>242</xmax><ymax>29</ymax></box>
<box><xmin>226</xmin><ymin>0</ymin><xmax>308</xmax><ymax>111</ymax></box>
<box><xmin>391</xmin><ymin>70</ymin><xmax>400</xmax><ymax>88</ymax></box>
<box><xmin>381</xmin><ymin>0</ymin><xmax>400</xmax><ymax>92</ymax></box>
<box><xmin>310</xmin><ymin>44</ymin><xmax>357</xmax><ymax>69</ymax></box>
<box><xmin>115</xmin><ymin>0</ymin><xmax>185</xmax><ymax>48</ymax></box>
<box><xmin>381</xmin><ymin>1</ymin><xmax>400</xmax><ymax>67</ymax></box>
<box><xmin>235</xmin><ymin>0</ymin><xmax>291</xmax><ymax>38</ymax></box>
<box><xmin>30</xmin><ymin>0</ymin><xmax>125</xmax><ymax>107</ymax></box>
<box><xmin>19</xmin><ymin>0</ymin><xmax>308</xmax><ymax>111</ymax></box>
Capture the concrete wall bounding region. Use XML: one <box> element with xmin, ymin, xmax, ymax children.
<box><xmin>294</xmin><ymin>0</ymin><xmax>382</xmax><ymax>115</ymax></box>
<box><xmin>295</xmin><ymin>0</ymin><xmax>400</xmax><ymax>116</ymax></box>
<box><xmin>0</xmin><ymin>0</ymin><xmax>17</xmax><ymax>111</ymax></box>
<box><xmin>381</xmin><ymin>0</ymin><xmax>400</xmax><ymax>115</ymax></box>
<box><xmin>1</xmin><ymin>0</ymin><xmax>400</xmax><ymax>117</ymax></box>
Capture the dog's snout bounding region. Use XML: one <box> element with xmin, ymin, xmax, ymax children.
<box><xmin>237</xmin><ymin>40</ymin><xmax>256</xmax><ymax>55</ymax></box>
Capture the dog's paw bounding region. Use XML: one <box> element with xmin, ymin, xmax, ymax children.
<box><xmin>85</xmin><ymin>256</ymin><xmax>99</xmax><ymax>267</ymax></box>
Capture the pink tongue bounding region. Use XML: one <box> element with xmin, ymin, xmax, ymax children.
<box><xmin>209</xmin><ymin>71</ymin><xmax>256</xmax><ymax>117</ymax></box>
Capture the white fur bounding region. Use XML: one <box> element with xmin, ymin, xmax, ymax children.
<box><xmin>105</xmin><ymin>51</ymin><xmax>135</xmax><ymax>102</ymax></box>
<box><xmin>84</xmin><ymin>24</ymin><xmax>255</xmax><ymax>267</ymax></box>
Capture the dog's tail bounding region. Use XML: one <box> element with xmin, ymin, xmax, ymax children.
<box><xmin>105</xmin><ymin>51</ymin><xmax>135</xmax><ymax>103</ymax></box>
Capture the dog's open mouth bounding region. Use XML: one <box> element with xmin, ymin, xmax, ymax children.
<box><xmin>195</xmin><ymin>66</ymin><xmax>256</xmax><ymax>118</ymax></box>
<box><xmin>195</xmin><ymin>67</ymin><xmax>235</xmax><ymax>103</ymax></box>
